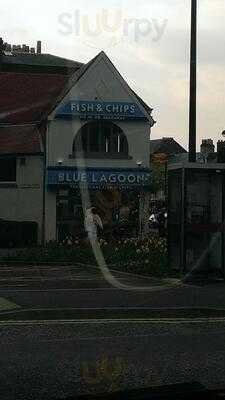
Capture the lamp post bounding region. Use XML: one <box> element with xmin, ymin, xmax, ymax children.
<box><xmin>188</xmin><ymin>0</ymin><xmax>197</xmax><ymax>162</ymax></box>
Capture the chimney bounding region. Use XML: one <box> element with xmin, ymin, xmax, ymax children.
<box><xmin>200</xmin><ymin>139</ymin><xmax>215</xmax><ymax>155</ymax></box>
<box><xmin>17</xmin><ymin>45</ymin><xmax>22</xmax><ymax>52</ymax></box>
<box><xmin>5</xmin><ymin>43</ymin><xmax>11</xmax><ymax>52</ymax></box>
<box><xmin>0</xmin><ymin>38</ymin><xmax>5</xmax><ymax>71</ymax></box>
<box><xmin>0</xmin><ymin>37</ymin><xmax>4</xmax><ymax>56</ymax></box>
<box><xmin>37</xmin><ymin>40</ymin><xmax>42</xmax><ymax>54</ymax></box>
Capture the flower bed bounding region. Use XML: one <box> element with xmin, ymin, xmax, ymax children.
<box><xmin>0</xmin><ymin>236</ymin><xmax>168</xmax><ymax>277</ymax></box>
<box><xmin>101</xmin><ymin>236</ymin><xmax>168</xmax><ymax>277</ymax></box>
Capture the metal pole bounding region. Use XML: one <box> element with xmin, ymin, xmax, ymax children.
<box><xmin>0</xmin><ymin>38</ymin><xmax>4</xmax><ymax>72</ymax></box>
<box><xmin>164</xmin><ymin>161</ymin><xmax>168</xmax><ymax>205</ymax></box>
<box><xmin>188</xmin><ymin>0</ymin><xmax>197</xmax><ymax>162</ymax></box>
<box><xmin>41</xmin><ymin>123</ymin><xmax>47</xmax><ymax>247</ymax></box>
<box><xmin>181</xmin><ymin>167</ymin><xmax>187</xmax><ymax>273</ymax></box>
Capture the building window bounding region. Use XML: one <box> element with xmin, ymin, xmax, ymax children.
<box><xmin>73</xmin><ymin>121</ymin><xmax>129</xmax><ymax>158</ymax></box>
<box><xmin>0</xmin><ymin>158</ymin><xmax>16</xmax><ymax>182</ymax></box>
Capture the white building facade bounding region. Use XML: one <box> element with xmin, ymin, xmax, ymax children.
<box><xmin>45</xmin><ymin>52</ymin><xmax>154</xmax><ymax>243</ymax></box>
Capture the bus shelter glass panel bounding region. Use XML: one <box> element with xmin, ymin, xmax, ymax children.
<box><xmin>168</xmin><ymin>169</ymin><xmax>183</xmax><ymax>271</ymax></box>
<box><xmin>185</xmin><ymin>169</ymin><xmax>223</xmax><ymax>275</ymax></box>
<box><xmin>168</xmin><ymin>166</ymin><xmax>224</xmax><ymax>277</ymax></box>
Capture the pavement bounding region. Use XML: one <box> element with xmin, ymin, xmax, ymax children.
<box><xmin>0</xmin><ymin>264</ymin><xmax>224</xmax><ymax>399</ymax></box>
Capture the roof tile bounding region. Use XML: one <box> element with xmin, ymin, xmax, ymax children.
<box><xmin>0</xmin><ymin>72</ymin><xmax>68</xmax><ymax>123</ymax></box>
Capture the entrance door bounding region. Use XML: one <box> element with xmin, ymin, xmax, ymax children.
<box><xmin>56</xmin><ymin>187</ymin><xmax>140</xmax><ymax>243</ymax></box>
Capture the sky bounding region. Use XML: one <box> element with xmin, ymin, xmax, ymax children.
<box><xmin>1</xmin><ymin>0</ymin><xmax>225</xmax><ymax>150</ymax></box>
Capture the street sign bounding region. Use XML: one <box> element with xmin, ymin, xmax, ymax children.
<box><xmin>152</xmin><ymin>153</ymin><xmax>168</xmax><ymax>164</ymax></box>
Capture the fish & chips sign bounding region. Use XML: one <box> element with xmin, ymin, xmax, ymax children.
<box><xmin>55</xmin><ymin>100</ymin><xmax>147</xmax><ymax>121</ymax></box>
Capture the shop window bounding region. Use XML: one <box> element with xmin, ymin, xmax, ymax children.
<box><xmin>0</xmin><ymin>158</ymin><xmax>16</xmax><ymax>182</ymax></box>
<box><xmin>73</xmin><ymin>121</ymin><xmax>129</xmax><ymax>158</ymax></box>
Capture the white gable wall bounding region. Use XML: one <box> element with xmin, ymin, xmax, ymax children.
<box><xmin>71</xmin><ymin>56</ymin><xmax>138</xmax><ymax>102</ymax></box>
<box><xmin>50</xmin><ymin>53</ymin><xmax>151</xmax><ymax>110</ymax></box>
<box><xmin>47</xmin><ymin>54</ymin><xmax>151</xmax><ymax>169</ymax></box>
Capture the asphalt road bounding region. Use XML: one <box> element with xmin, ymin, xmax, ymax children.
<box><xmin>0</xmin><ymin>264</ymin><xmax>224</xmax><ymax>399</ymax></box>
<box><xmin>0</xmin><ymin>319</ymin><xmax>225</xmax><ymax>399</ymax></box>
<box><xmin>0</xmin><ymin>264</ymin><xmax>224</xmax><ymax>311</ymax></box>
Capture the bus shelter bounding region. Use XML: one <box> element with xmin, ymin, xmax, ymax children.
<box><xmin>168</xmin><ymin>162</ymin><xmax>225</xmax><ymax>280</ymax></box>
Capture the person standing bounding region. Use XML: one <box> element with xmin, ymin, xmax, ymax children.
<box><xmin>84</xmin><ymin>207</ymin><xmax>103</xmax><ymax>242</ymax></box>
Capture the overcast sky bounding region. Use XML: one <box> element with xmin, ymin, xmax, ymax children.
<box><xmin>1</xmin><ymin>0</ymin><xmax>225</xmax><ymax>149</ymax></box>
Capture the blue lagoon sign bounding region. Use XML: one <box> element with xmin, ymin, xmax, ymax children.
<box><xmin>55</xmin><ymin>100</ymin><xmax>147</xmax><ymax>121</ymax></box>
<box><xmin>47</xmin><ymin>168</ymin><xmax>151</xmax><ymax>190</ymax></box>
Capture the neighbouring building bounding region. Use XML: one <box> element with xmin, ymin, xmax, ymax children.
<box><xmin>149</xmin><ymin>137</ymin><xmax>225</xmax><ymax>206</ymax></box>
<box><xmin>0</xmin><ymin>39</ymin><xmax>155</xmax><ymax>246</ymax></box>
<box><xmin>172</xmin><ymin>139</ymin><xmax>225</xmax><ymax>164</ymax></box>
<box><xmin>150</xmin><ymin>137</ymin><xmax>187</xmax><ymax>206</ymax></box>
<box><xmin>150</xmin><ymin>137</ymin><xmax>187</xmax><ymax>159</ymax></box>
<box><xmin>0</xmin><ymin>39</ymin><xmax>83</xmax><ymax>74</ymax></box>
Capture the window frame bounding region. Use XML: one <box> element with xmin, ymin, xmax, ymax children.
<box><xmin>72</xmin><ymin>121</ymin><xmax>131</xmax><ymax>159</ymax></box>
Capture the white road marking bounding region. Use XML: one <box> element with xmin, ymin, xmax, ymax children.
<box><xmin>0</xmin><ymin>305</ymin><xmax>223</xmax><ymax>311</ymax></box>
<box><xmin>0</xmin><ymin>297</ymin><xmax>19</xmax><ymax>311</ymax></box>
<box><xmin>0</xmin><ymin>277</ymin><xmax>106</xmax><ymax>282</ymax></box>
<box><xmin>0</xmin><ymin>288</ymin><xmax>120</xmax><ymax>292</ymax></box>
<box><xmin>0</xmin><ymin>306</ymin><xmax>193</xmax><ymax>314</ymax></box>
<box><xmin>0</xmin><ymin>318</ymin><xmax>225</xmax><ymax>326</ymax></box>
<box><xmin>0</xmin><ymin>285</ymin><xmax>177</xmax><ymax>293</ymax></box>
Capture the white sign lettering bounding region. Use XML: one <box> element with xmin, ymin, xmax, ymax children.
<box><xmin>54</xmin><ymin>170</ymin><xmax>151</xmax><ymax>186</ymax></box>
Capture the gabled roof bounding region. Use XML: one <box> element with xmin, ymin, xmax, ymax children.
<box><xmin>101</xmin><ymin>52</ymin><xmax>154</xmax><ymax>120</ymax></box>
<box><xmin>150</xmin><ymin>138</ymin><xmax>187</xmax><ymax>155</ymax></box>
<box><xmin>2</xmin><ymin>53</ymin><xmax>83</xmax><ymax>68</ymax></box>
<box><xmin>48</xmin><ymin>53</ymin><xmax>100</xmax><ymax>117</ymax></box>
<box><xmin>0</xmin><ymin>72</ymin><xmax>68</xmax><ymax>123</ymax></box>
<box><xmin>2</xmin><ymin>53</ymin><xmax>83</xmax><ymax>74</ymax></box>
<box><xmin>0</xmin><ymin>52</ymin><xmax>154</xmax><ymax>125</ymax></box>
<box><xmin>132</xmin><ymin>90</ymin><xmax>153</xmax><ymax>116</ymax></box>
<box><xmin>49</xmin><ymin>51</ymin><xmax>155</xmax><ymax>125</ymax></box>
<box><xmin>0</xmin><ymin>125</ymin><xmax>42</xmax><ymax>154</ymax></box>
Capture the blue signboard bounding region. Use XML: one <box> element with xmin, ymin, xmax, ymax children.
<box><xmin>47</xmin><ymin>168</ymin><xmax>151</xmax><ymax>191</ymax></box>
<box><xmin>55</xmin><ymin>100</ymin><xmax>147</xmax><ymax>121</ymax></box>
